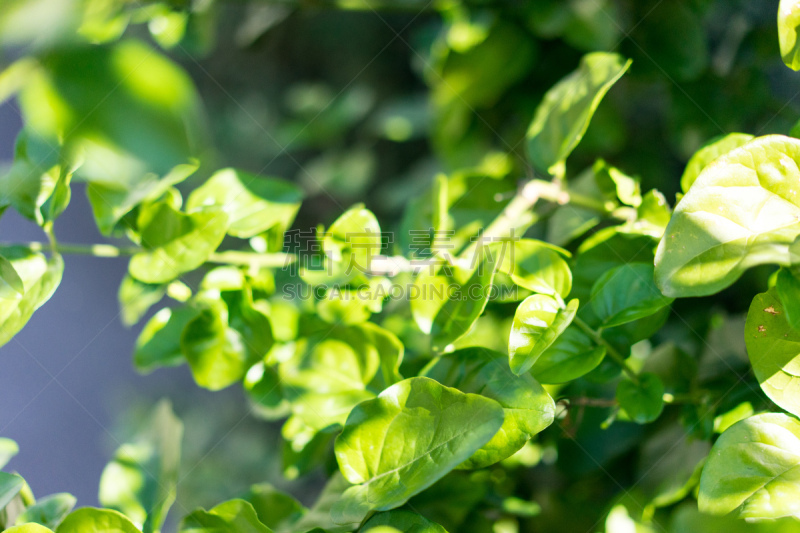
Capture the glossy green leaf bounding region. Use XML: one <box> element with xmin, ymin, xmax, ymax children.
<box><xmin>134</xmin><ymin>307</ymin><xmax>198</xmax><ymax>373</ymax></box>
<box><xmin>321</xmin><ymin>204</ymin><xmax>382</xmax><ymax>281</ymax></box>
<box><xmin>495</xmin><ymin>239</ymin><xmax>571</xmax><ymax>297</ymax></box>
<box><xmin>55</xmin><ymin>508</ymin><xmax>141</xmax><ymax>533</ymax></box>
<box><xmin>186</xmin><ymin>168</ymin><xmax>302</xmax><ymax>239</ymax></box>
<box><xmin>680</xmin><ymin>133</ymin><xmax>754</xmax><ymax>193</ymax></box>
<box><xmin>180</xmin><ymin>303</ymin><xmax>261</xmax><ymax>391</ymax></box>
<box><xmin>526</xmin><ymin>52</ymin><xmax>631</xmax><ymax>176</ymax></box>
<box><xmin>509</xmin><ymin>296</ymin><xmax>578</xmax><ymax>376</ymax></box>
<box><xmin>699</xmin><ymin>413</ymin><xmax>800</xmax><ymax>519</ymax></box>
<box><xmin>361</xmin><ymin>510</ymin><xmax>447</xmax><ymax>533</ymax></box>
<box><xmin>332</xmin><ymin>377</ymin><xmax>504</xmax><ymax>524</ymax></box>
<box><xmin>0</xmin><ymin>248</ymin><xmax>63</xmax><ymax>349</ymax></box>
<box><xmin>530</xmin><ymin>325</ymin><xmax>606</xmax><ymax>384</ymax></box>
<box><xmin>590</xmin><ymin>263</ymin><xmax>673</xmax><ymax>328</ymax></box>
<box><xmin>99</xmin><ymin>400</ymin><xmax>182</xmax><ymax>533</ymax></box>
<box><xmin>616</xmin><ymin>373</ymin><xmax>664</xmax><ymax>424</ymax></box>
<box><xmin>19</xmin><ymin>40</ymin><xmax>203</xmax><ymax>176</ymax></box>
<box><xmin>118</xmin><ymin>276</ymin><xmax>165</xmax><ymax>327</ymax></box>
<box><xmin>430</xmin><ymin>252</ymin><xmax>500</xmax><ymax>352</ymax></box>
<box><xmin>180</xmin><ymin>500</ymin><xmax>271</xmax><ymax>533</ymax></box>
<box><xmin>129</xmin><ymin>202</ymin><xmax>228</xmax><ymax>284</ymax></box>
<box><xmin>780</xmin><ymin>0</ymin><xmax>800</xmax><ymax>71</ymax></box>
<box><xmin>15</xmin><ymin>494</ymin><xmax>76</xmax><ymax>530</ymax></box>
<box><xmin>422</xmin><ymin>347</ymin><xmax>555</xmax><ymax>469</ymax></box>
<box><xmin>0</xmin><ymin>473</ymin><xmax>24</xmax><ymax>511</ymax></box>
<box><xmin>655</xmin><ymin>135</ymin><xmax>800</xmax><ymax>298</ymax></box>
<box><xmin>745</xmin><ymin>288</ymin><xmax>800</xmax><ymax>417</ymax></box>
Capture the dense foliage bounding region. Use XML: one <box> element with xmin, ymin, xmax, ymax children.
<box><xmin>3</xmin><ymin>0</ymin><xmax>800</xmax><ymax>532</ymax></box>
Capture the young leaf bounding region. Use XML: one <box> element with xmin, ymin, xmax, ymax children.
<box><xmin>698</xmin><ymin>413</ymin><xmax>800</xmax><ymax>519</ymax></box>
<box><xmin>180</xmin><ymin>302</ymin><xmax>260</xmax><ymax>391</ymax></box>
<box><xmin>129</xmin><ymin>202</ymin><xmax>228</xmax><ymax>284</ymax></box>
<box><xmin>15</xmin><ymin>494</ymin><xmax>76</xmax><ymax>530</ymax></box>
<box><xmin>54</xmin><ymin>508</ymin><xmax>141</xmax><ymax>533</ymax></box>
<box><xmin>7</xmin><ymin>525</ymin><xmax>54</xmax><ymax>533</ymax></box>
<box><xmin>332</xmin><ymin>377</ymin><xmax>504</xmax><ymax>524</ymax></box>
<box><xmin>430</xmin><ymin>252</ymin><xmax>500</xmax><ymax>352</ymax></box>
<box><xmin>616</xmin><ymin>373</ymin><xmax>664</xmax><ymax>424</ymax></box>
<box><xmin>745</xmin><ymin>288</ymin><xmax>800</xmax><ymax>417</ymax></box>
<box><xmin>0</xmin><ymin>249</ymin><xmax>63</xmax><ymax>349</ymax></box>
<box><xmin>590</xmin><ymin>263</ymin><xmax>673</xmax><ymax>328</ymax></box>
<box><xmin>495</xmin><ymin>239</ymin><xmax>572</xmax><ymax>297</ymax></box>
<box><xmin>680</xmin><ymin>133</ymin><xmax>754</xmax><ymax>192</ymax></box>
<box><xmin>655</xmin><ymin>135</ymin><xmax>800</xmax><ymax>297</ymax></box>
<box><xmin>118</xmin><ymin>276</ymin><xmax>166</xmax><ymax>327</ymax></box>
<box><xmin>186</xmin><ymin>169</ymin><xmax>303</xmax><ymax>239</ymax></box>
<box><xmin>526</xmin><ymin>52</ymin><xmax>631</xmax><ymax>176</ymax></box>
<box><xmin>508</xmin><ymin>295</ymin><xmax>579</xmax><ymax>376</ymax></box>
<box><xmin>779</xmin><ymin>0</ymin><xmax>800</xmax><ymax>71</ymax></box>
<box><xmin>361</xmin><ymin>510</ymin><xmax>447</xmax><ymax>533</ymax></box>
<box><xmin>530</xmin><ymin>325</ymin><xmax>606</xmax><ymax>384</ymax></box>
<box><xmin>422</xmin><ymin>347</ymin><xmax>555</xmax><ymax>468</ymax></box>
<box><xmin>99</xmin><ymin>400</ymin><xmax>183</xmax><ymax>533</ymax></box>
<box><xmin>179</xmin><ymin>499</ymin><xmax>271</xmax><ymax>533</ymax></box>
<box><xmin>134</xmin><ymin>307</ymin><xmax>199</xmax><ymax>373</ymax></box>
<box><xmin>0</xmin><ymin>439</ymin><xmax>18</xmax><ymax>469</ymax></box>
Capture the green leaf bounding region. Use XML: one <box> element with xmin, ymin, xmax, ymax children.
<box><xmin>289</xmin><ymin>474</ymin><xmax>355</xmax><ymax>533</ymax></box>
<box><xmin>0</xmin><ymin>248</ymin><xmax>63</xmax><ymax>349</ymax></box>
<box><xmin>593</xmin><ymin>160</ymin><xmax>641</xmax><ymax>207</ymax></box>
<box><xmin>745</xmin><ymin>287</ymin><xmax>800</xmax><ymax>417</ymax></box>
<box><xmin>55</xmin><ymin>508</ymin><xmax>141</xmax><ymax>533</ymax></box>
<box><xmin>530</xmin><ymin>325</ymin><xmax>606</xmax><ymax>384</ymax></box>
<box><xmin>422</xmin><ymin>347</ymin><xmax>555</xmax><ymax>468</ymax></box>
<box><xmin>134</xmin><ymin>307</ymin><xmax>198</xmax><ymax>373</ymax></box>
<box><xmin>15</xmin><ymin>494</ymin><xmax>76</xmax><ymax>530</ymax></box>
<box><xmin>129</xmin><ymin>202</ymin><xmax>228</xmax><ymax>284</ymax></box>
<box><xmin>99</xmin><ymin>400</ymin><xmax>183</xmax><ymax>533</ymax></box>
<box><xmin>19</xmin><ymin>41</ymin><xmax>204</xmax><ymax>176</ymax></box>
<box><xmin>430</xmin><ymin>252</ymin><xmax>500</xmax><ymax>352</ymax></box>
<box><xmin>118</xmin><ymin>276</ymin><xmax>165</xmax><ymax>327</ymax></box>
<box><xmin>495</xmin><ymin>239</ymin><xmax>571</xmax><ymax>297</ymax></box>
<box><xmin>655</xmin><ymin>135</ymin><xmax>800</xmax><ymax>298</ymax></box>
<box><xmin>186</xmin><ymin>168</ymin><xmax>303</xmax><ymax>239</ymax></box>
<box><xmin>0</xmin><ymin>129</ymin><xmax>74</xmax><ymax>227</ymax></box>
<box><xmin>180</xmin><ymin>302</ymin><xmax>262</xmax><ymax>391</ymax></box>
<box><xmin>526</xmin><ymin>52</ymin><xmax>631</xmax><ymax>176</ymax></box>
<box><xmin>776</xmin><ymin>268</ymin><xmax>800</xmax><ymax>332</ymax></box>
<box><xmin>619</xmin><ymin>190</ymin><xmax>672</xmax><ymax>239</ymax></box>
<box><xmin>361</xmin><ymin>510</ymin><xmax>447</xmax><ymax>533</ymax></box>
<box><xmin>698</xmin><ymin>413</ymin><xmax>800</xmax><ymax>519</ymax></box>
<box><xmin>86</xmin><ymin>161</ymin><xmax>198</xmax><ymax>236</ymax></box>
<box><xmin>0</xmin><ymin>439</ymin><xmax>18</xmax><ymax>470</ymax></box>
<box><xmin>680</xmin><ymin>133</ymin><xmax>754</xmax><ymax>193</ymax></box>
<box><xmin>508</xmin><ymin>296</ymin><xmax>578</xmax><ymax>376</ymax></box>
<box><xmin>780</xmin><ymin>0</ymin><xmax>800</xmax><ymax>71</ymax></box>
<box><xmin>590</xmin><ymin>263</ymin><xmax>673</xmax><ymax>328</ymax></box>
<box><xmin>0</xmin><ymin>473</ymin><xmax>24</xmax><ymax>511</ymax></box>
<box><xmin>331</xmin><ymin>377</ymin><xmax>504</xmax><ymax>524</ymax></box>
<box><xmin>244</xmin><ymin>484</ymin><xmax>306</xmax><ymax>530</ymax></box>
<box><xmin>179</xmin><ymin>500</ymin><xmax>272</xmax><ymax>533</ymax></box>
<box><xmin>616</xmin><ymin>373</ymin><xmax>664</xmax><ymax>424</ymax></box>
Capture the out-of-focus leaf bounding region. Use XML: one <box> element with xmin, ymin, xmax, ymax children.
<box><xmin>134</xmin><ymin>307</ymin><xmax>198</xmax><ymax>373</ymax></box>
<box><xmin>780</xmin><ymin>0</ymin><xmax>800</xmax><ymax>71</ymax></box>
<box><xmin>15</xmin><ymin>494</ymin><xmax>76</xmax><ymax>530</ymax></box>
<box><xmin>179</xmin><ymin>499</ymin><xmax>271</xmax><ymax>533</ymax></box>
<box><xmin>361</xmin><ymin>510</ymin><xmax>447</xmax><ymax>533</ymax></box>
<box><xmin>616</xmin><ymin>373</ymin><xmax>664</xmax><ymax>424</ymax></box>
<box><xmin>99</xmin><ymin>400</ymin><xmax>183</xmax><ymax>533</ymax></box>
<box><xmin>118</xmin><ymin>276</ymin><xmax>165</xmax><ymax>327</ymax></box>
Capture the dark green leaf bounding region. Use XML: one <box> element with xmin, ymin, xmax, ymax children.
<box><xmin>616</xmin><ymin>373</ymin><xmax>664</xmax><ymax>424</ymax></box>
<box><xmin>590</xmin><ymin>263</ymin><xmax>673</xmax><ymax>328</ymax></box>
